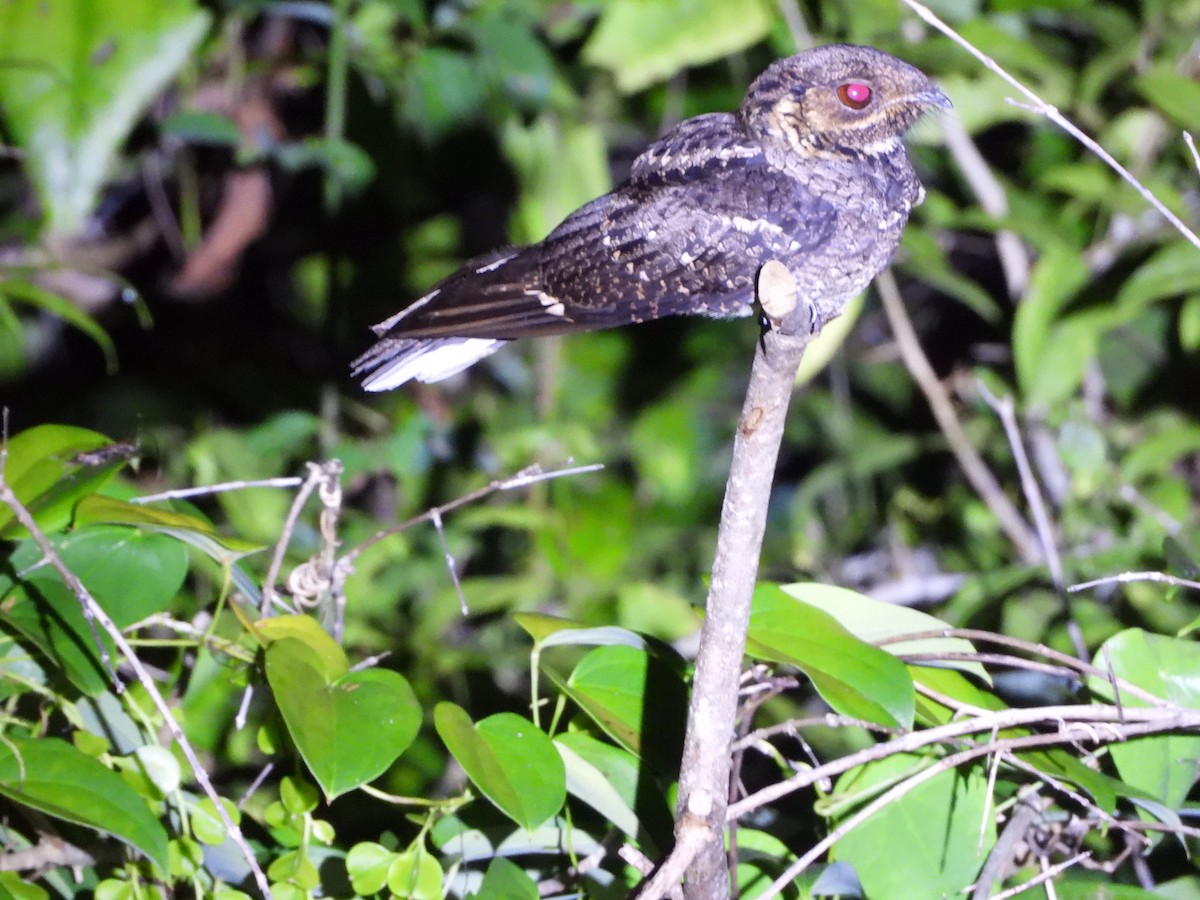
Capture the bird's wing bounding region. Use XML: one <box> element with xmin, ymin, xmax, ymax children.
<box><xmin>364</xmin><ymin>122</ymin><xmax>837</xmax><ymax>342</ymax></box>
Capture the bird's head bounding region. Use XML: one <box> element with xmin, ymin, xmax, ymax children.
<box><xmin>741</xmin><ymin>44</ymin><xmax>950</xmax><ymax>160</ymax></box>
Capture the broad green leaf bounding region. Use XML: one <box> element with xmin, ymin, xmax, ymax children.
<box><xmin>471</xmin><ymin>858</ymin><xmax>538</xmax><ymax>900</ymax></box>
<box><xmin>433</xmin><ymin>704</ymin><xmax>564</xmax><ymax>830</ymax></box>
<box><xmin>558</xmin><ymin>644</ymin><xmax>687</xmax><ymax>772</ymax></box>
<box><xmin>779</xmin><ymin>582</ymin><xmax>990</xmax><ymax>684</ymax></box>
<box><xmin>0</xmin><ymin>737</ymin><xmax>168</xmax><ymax>871</ymax></box>
<box><xmin>555</xmin><ymin>732</ymin><xmax>672</xmax><ymax>851</ymax></box>
<box><xmin>830</xmin><ymin>754</ymin><xmax>993</xmax><ymax>900</ymax></box>
<box><xmin>0</xmin><ymin>0</ymin><xmax>211</xmax><ymax>235</ymax></box>
<box><xmin>582</xmin><ymin>0</ymin><xmax>773</xmax><ymax>94</ymax></box>
<box><xmin>74</xmin><ymin>495</ymin><xmax>265</xmax><ymax>558</ymax></box>
<box><xmin>265</xmin><ymin>638</ymin><xmax>421</xmax><ymax>800</ymax></box>
<box><xmin>1089</xmin><ymin>629</ymin><xmax>1200</xmax><ymax>810</ymax></box>
<box><xmin>1</xmin><ymin>527</ymin><xmax>187</xmax><ymax>694</ymax></box>
<box><xmin>748</xmin><ymin>584</ymin><xmax>915</xmax><ymax>730</ymax></box>
<box><xmin>0</xmin><ymin>424</ymin><xmax>127</xmax><ymax>537</ymax></box>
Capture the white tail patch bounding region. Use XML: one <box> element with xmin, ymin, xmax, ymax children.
<box><xmin>361</xmin><ymin>338</ymin><xmax>506</xmax><ymax>390</ymax></box>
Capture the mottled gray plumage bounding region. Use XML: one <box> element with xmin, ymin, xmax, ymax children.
<box><xmin>353</xmin><ymin>44</ymin><xmax>949</xmax><ymax>390</ymax></box>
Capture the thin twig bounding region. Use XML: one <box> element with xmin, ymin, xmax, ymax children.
<box><xmin>976</xmin><ymin>382</ymin><xmax>1063</xmax><ymax>591</ymax></box>
<box><xmin>878</xmin><ymin>627</ymin><xmax>1169</xmax><ymax>707</ymax></box>
<box><xmin>728</xmin><ymin>703</ymin><xmax>1200</xmax><ymax>821</ymax></box>
<box><xmin>1185</xmin><ymin>132</ymin><xmax>1200</xmax><ymax>178</ymax></box>
<box><xmin>261</xmin><ymin>463</ymin><xmax>324</xmax><ymax>616</ymax></box>
<box><xmin>429</xmin><ymin>508</ymin><xmax>468</xmax><ymax>615</ymax></box>
<box><xmin>875</xmin><ymin>269</ymin><xmax>1040</xmax><ymax>563</ymax></box>
<box><xmin>758</xmin><ymin>714</ymin><xmax>1183</xmax><ymax>896</ymax></box>
<box><xmin>1069</xmin><ymin>570</ymin><xmax>1200</xmax><ymax>593</ymax></box>
<box><xmin>133</xmin><ymin>476</ymin><xmax>303</xmax><ymax>504</ymax></box>
<box><xmin>987</xmin><ymin>851</ymin><xmax>1092</xmax><ymax>900</ymax></box>
<box><xmin>343</xmin><ymin>462</ymin><xmax>603</xmax><ymax>565</ymax></box>
<box><xmin>899</xmin><ymin>0</ymin><xmax>1200</xmax><ymax>251</ymax></box>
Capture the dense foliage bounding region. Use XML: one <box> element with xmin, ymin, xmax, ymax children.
<box><xmin>3</xmin><ymin>0</ymin><xmax>1200</xmax><ymax>897</ymax></box>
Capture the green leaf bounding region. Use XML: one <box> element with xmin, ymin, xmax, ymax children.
<box><xmin>386</xmin><ymin>846</ymin><xmax>442</xmax><ymax>899</ymax></box>
<box><xmin>779</xmin><ymin>582</ymin><xmax>990</xmax><ymax>684</ymax></box>
<box><xmin>514</xmin><ymin>612</ymin><xmax>663</xmax><ymax>654</ymax></box>
<box><xmin>830</xmin><ymin>754</ymin><xmax>993</xmax><ymax>900</ymax></box>
<box><xmin>0</xmin><ymin>424</ymin><xmax>128</xmax><ymax>537</ymax></box>
<box><xmin>582</xmin><ymin>0</ymin><xmax>773</xmax><ymax>93</ymax></box>
<box><xmin>189</xmin><ymin>797</ymin><xmax>238</xmax><ymax>846</ymax></box>
<box><xmin>257</xmin><ymin>614</ymin><xmax>347</xmax><ymax>674</ymax></box>
<box><xmin>0</xmin><ymin>871</ymin><xmax>49</xmax><ymax>900</ymax></box>
<box><xmin>0</xmin><ymin>0</ymin><xmax>211</xmax><ymax>235</ymax></box>
<box><xmin>159</xmin><ymin>109</ymin><xmax>241</xmax><ymax>146</ymax></box>
<box><xmin>0</xmin><ymin>737</ymin><xmax>168</xmax><ymax>871</ymax></box>
<box><xmin>555</xmin><ymin>732</ymin><xmax>673</xmax><ymax>851</ymax></box>
<box><xmin>559</xmin><ymin>644</ymin><xmax>687</xmax><ymax>772</ymax></box>
<box><xmin>1089</xmin><ymin>629</ymin><xmax>1200</xmax><ymax>810</ymax></box>
<box><xmin>1134</xmin><ymin>69</ymin><xmax>1200</xmax><ymax>130</ymax></box>
<box><xmin>1</xmin><ymin>527</ymin><xmax>187</xmax><ymax>694</ymax></box>
<box><xmin>346</xmin><ymin>842</ymin><xmax>395</xmax><ymax>896</ymax></box>
<box><xmin>75</xmin><ymin>495</ymin><xmax>266</xmax><ymax>560</ymax></box>
<box><xmin>0</xmin><ymin>278</ymin><xmax>117</xmax><ymax>373</ymax></box>
<box><xmin>470</xmin><ymin>858</ymin><xmax>538</xmax><ymax>900</ymax></box>
<box><xmin>433</xmin><ymin>704</ymin><xmax>565</xmax><ymax>830</ymax></box>
<box><xmin>401</xmin><ymin>47</ymin><xmax>488</xmax><ymax>142</ymax></box>
<box><xmin>1115</xmin><ymin>241</ymin><xmax>1200</xmax><ymax>317</ymax></box>
<box><xmin>265</xmin><ymin>638</ymin><xmax>422</xmax><ymax>800</ymax></box>
<box><xmin>1011</xmin><ymin>244</ymin><xmax>1095</xmax><ymax>406</ymax></box>
<box><xmin>747</xmin><ymin>584</ymin><xmax>915</xmax><ymax>729</ymax></box>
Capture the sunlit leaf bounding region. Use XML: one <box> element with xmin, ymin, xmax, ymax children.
<box><xmin>433</xmin><ymin>704</ymin><xmax>564</xmax><ymax>830</ymax></box>
<box><xmin>0</xmin><ymin>0</ymin><xmax>210</xmax><ymax>235</ymax></box>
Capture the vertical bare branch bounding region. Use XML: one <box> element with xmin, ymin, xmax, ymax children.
<box><xmin>638</xmin><ymin>262</ymin><xmax>812</xmax><ymax>899</ymax></box>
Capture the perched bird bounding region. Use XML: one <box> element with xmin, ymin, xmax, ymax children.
<box><xmin>353</xmin><ymin>44</ymin><xmax>949</xmax><ymax>390</ymax></box>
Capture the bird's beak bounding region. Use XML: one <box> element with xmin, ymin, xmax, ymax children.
<box><xmin>920</xmin><ymin>86</ymin><xmax>953</xmax><ymax>110</ymax></box>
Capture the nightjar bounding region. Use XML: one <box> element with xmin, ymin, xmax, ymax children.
<box><xmin>353</xmin><ymin>44</ymin><xmax>949</xmax><ymax>390</ymax></box>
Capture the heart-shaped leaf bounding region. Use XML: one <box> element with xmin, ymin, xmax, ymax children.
<box><xmin>557</xmin><ymin>644</ymin><xmax>686</xmax><ymax>774</ymax></box>
<box><xmin>265</xmin><ymin>637</ymin><xmax>421</xmax><ymax>800</ymax></box>
<box><xmin>434</xmin><ymin>704</ymin><xmax>564</xmax><ymax>830</ymax></box>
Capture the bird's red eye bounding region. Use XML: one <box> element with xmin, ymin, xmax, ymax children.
<box><xmin>837</xmin><ymin>82</ymin><xmax>872</xmax><ymax>109</ymax></box>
